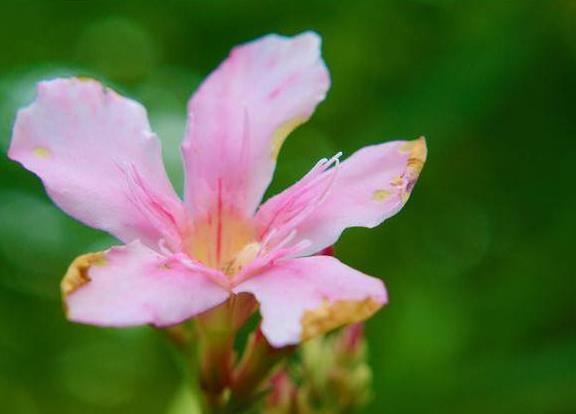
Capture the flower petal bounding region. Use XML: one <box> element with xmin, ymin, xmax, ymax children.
<box><xmin>63</xmin><ymin>241</ymin><xmax>230</xmax><ymax>327</ymax></box>
<box><xmin>8</xmin><ymin>78</ymin><xmax>184</xmax><ymax>249</ymax></box>
<box><xmin>182</xmin><ymin>32</ymin><xmax>330</xmax><ymax>218</ymax></box>
<box><xmin>255</xmin><ymin>137</ymin><xmax>427</xmax><ymax>256</ymax></box>
<box><xmin>254</xmin><ymin>154</ymin><xmax>339</xmax><ymax>249</ymax></box>
<box><xmin>233</xmin><ymin>256</ymin><xmax>387</xmax><ymax>347</ymax></box>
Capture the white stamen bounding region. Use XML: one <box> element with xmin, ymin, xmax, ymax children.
<box><xmin>115</xmin><ymin>161</ymin><xmax>182</xmax><ymax>248</ymax></box>
<box><xmin>258</xmin><ymin>228</ymin><xmax>280</xmax><ymax>257</ymax></box>
<box><xmin>271</xmin><ymin>229</ymin><xmax>298</xmax><ymax>252</ymax></box>
<box><xmin>158</xmin><ymin>239</ymin><xmax>173</xmax><ymax>256</ymax></box>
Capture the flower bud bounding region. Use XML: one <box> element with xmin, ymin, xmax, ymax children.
<box><xmin>264</xmin><ymin>323</ymin><xmax>373</xmax><ymax>414</ymax></box>
<box><xmin>265</xmin><ymin>370</ymin><xmax>297</xmax><ymax>414</ymax></box>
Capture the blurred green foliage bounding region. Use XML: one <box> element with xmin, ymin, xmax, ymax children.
<box><xmin>0</xmin><ymin>1</ymin><xmax>575</xmax><ymax>413</ymax></box>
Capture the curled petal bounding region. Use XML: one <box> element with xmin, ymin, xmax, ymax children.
<box><xmin>233</xmin><ymin>256</ymin><xmax>387</xmax><ymax>347</ymax></box>
<box><xmin>256</xmin><ymin>137</ymin><xmax>427</xmax><ymax>256</ymax></box>
<box><xmin>8</xmin><ymin>78</ymin><xmax>184</xmax><ymax>249</ymax></box>
<box><xmin>182</xmin><ymin>32</ymin><xmax>330</xmax><ymax>219</ymax></box>
<box><xmin>63</xmin><ymin>241</ymin><xmax>230</xmax><ymax>327</ymax></box>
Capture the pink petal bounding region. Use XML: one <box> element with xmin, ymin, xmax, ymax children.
<box><xmin>233</xmin><ymin>256</ymin><xmax>387</xmax><ymax>347</ymax></box>
<box><xmin>8</xmin><ymin>78</ymin><xmax>184</xmax><ymax>249</ymax></box>
<box><xmin>182</xmin><ymin>32</ymin><xmax>330</xmax><ymax>219</ymax></box>
<box><xmin>255</xmin><ymin>138</ymin><xmax>427</xmax><ymax>256</ymax></box>
<box><xmin>254</xmin><ymin>154</ymin><xmax>339</xmax><ymax>249</ymax></box>
<box><xmin>62</xmin><ymin>241</ymin><xmax>230</xmax><ymax>327</ymax></box>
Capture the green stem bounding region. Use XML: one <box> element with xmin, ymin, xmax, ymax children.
<box><xmin>163</xmin><ymin>298</ymin><xmax>290</xmax><ymax>414</ymax></box>
<box><xmin>161</xmin><ymin>323</ymin><xmax>210</xmax><ymax>414</ymax></box>
<box><xmin>226</xmin><ymin>328</ymin><xmax>295</xmax><ymax>412</ymax></box>
<box><xmin>194</xmin><ymin>294</ymin><xmax>254</xmax><ymax>413</ymax></box>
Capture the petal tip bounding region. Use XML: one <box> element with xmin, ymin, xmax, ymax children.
<box><xmin>297</xmin><ymin>30</ymin><xmax>322</xmax><ymax>47</ymax></box>
<box><xmin>400</xmin><ymin>136</ymin><xmax>427</xmax><ymax>185</ymax></box>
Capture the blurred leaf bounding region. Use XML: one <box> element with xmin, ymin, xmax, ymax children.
<box><xmin>165</xmin><ymin>385</ymin><xmax>203</xmax><ymax>414</ymax></box>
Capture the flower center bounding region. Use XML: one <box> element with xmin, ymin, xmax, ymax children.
<box><xmin>184</xmin><ymin>208</ymin><xmax>258</xmax><ymax>276</ymax></box>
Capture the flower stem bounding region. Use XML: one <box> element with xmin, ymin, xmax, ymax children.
<box><xmin>163</xmin><ymin>298</ymin><xmax>292</xmax><ymax>413</ymax></box>
<box><xmin>226</xmin><ymin>328</ymin><xmax>295</xmax><ymax>412</ymax></box>
<box><xmin>161</xmin><ymin>323</ymin><xmax>210</xmax><ymax>413</ymax></box>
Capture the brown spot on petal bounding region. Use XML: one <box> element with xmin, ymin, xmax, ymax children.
<box><xmin>390</xmin><ymin>176</ymin><xmax>404</xmax><ymax>187</ymax></box>
<box><xmin>401</xmin><ymin>136</ymin><xmax>427</xmax><ymax>178</ymax></box>
<box><xmin>271</xmin><ymin>117</ymin><xmax>308</xmax><ymax>160</ymax></box>
<box><xmin>300</xmin><ymin>297</ymin><xmax>381</xmax><ymax>342</ymax></box>
<box><xmin>61</xmin><ymin>252</ymin><xmax>107</xmax><ymax>297</ymax></box>
<box><xmin>372</xmin><ymin>189</ymin><xmax>392</xmax><ymax>201</ymax></box>
<box><xmin>398</xmin><ymin>137</ymin><xmax>428</xmax><ymax>202</ymax></box>
<box><xmin>407</xmin><ymin>158</ymin><xmax>424</xmax><ymax>175</ymax></box>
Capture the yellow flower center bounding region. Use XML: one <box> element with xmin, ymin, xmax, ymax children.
<box><xmin>184</xmin><ymin>208</ymin><xmax>259</xmax><ymax>276</ymax></box>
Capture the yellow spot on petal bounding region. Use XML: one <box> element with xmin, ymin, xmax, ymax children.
<box><xmin>387</xmin><ymin>137</ymin><xmax>427</xmax><ymax>203</ymax></box>
<box><xmin>61</xmin><ymin>252</ymin><xmax>107</xmax><ymax>297</ymax></box>
<box><xmin>372</xmin><ymin>189</ymin><xmax>392</xmax><ymax>202</ymax></box>
<box><xmin>271</xmin><ymin>117</ymin><xmax>308</xmax><ymax>160</ymax></box>
<box><xmin>407</xmin><ymin>158</ymin><xmax>424</xmax><ymax>175</ymax></box>
<box><xmin>400</xmin><ymin>136</ymin><xmax>426</xmax><ymax>154</ymax></box>
<box><xmin>400</xmin><ymin>136</ymin><xmax>427</xmax><ymax>177</ymax></box>
<box><xmin>75</xmin><ymin>76</ymin><xmax>96</xmax><ymax>83</ymax></box>
<box><xmin>390</xmin><ymin>176</ymin><xmax>404</xmax><ymax>187</ymax></box>
<box><xmin>33</xmin><ymin>147</ymin><xmax>51</xmax><ymax>159</ymax></box>
<box><xmin>300</xmin><ymin>297</ymin><xmax>381</xmax><ymax>342</ymax></box>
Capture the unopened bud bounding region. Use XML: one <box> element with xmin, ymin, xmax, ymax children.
<box><xmin>265</xmin><ymin>323</ymin><xmax>373</xmax><ymax>413</ymax></box>
<box><xmin>265</xmin><ymin>369</ymin><xmax>297</xmax><ymax>414</ymax></box>
<box><xmin>335</xmin><ymin>322</ymin><xmax>365</xmax><ymax>359</ymax></box>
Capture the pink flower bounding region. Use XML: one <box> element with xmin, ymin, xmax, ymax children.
<box><xmin>8</xmin><ymin>32</ymin><xmax>426</xmax><ymax>348</ymax></box>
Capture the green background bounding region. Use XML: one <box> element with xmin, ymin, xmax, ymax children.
<box><xmin>0</xmin><ymin>1</ymin><xmax>574</xmax><ymax>413</ymax></box>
